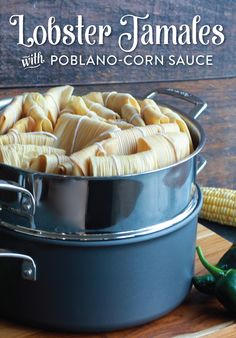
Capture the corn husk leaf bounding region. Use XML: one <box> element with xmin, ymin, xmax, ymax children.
<box><xmin>82</xmin><ymin>92</ymin><xmax>104</xmax><ymax>105</ymax></box>
<box><xmin>137</xmin><ymin>134</ymin><xmax>177</xmax><ymax>168</ymax></box>
<box><xmin>141</xmin><ymin>99</ymin><xmax>169</xmax><ymax>124</ymax></box>
<box><xmin>0</xmin><ymin>95</ymin><xmax>23</xmax><ymax>134</ymax></box>
<box><xmin>159</xmin><ymin>105</ymin><xmax>193</xmax><ymax>151</ymax></box>
<box><xmin>23</xmin><ymin>93</ymin><xmax>53</xmax><ymax>132</ymax></box>
<box><xmin>70</xmin><ymin>143</ymin><xmax>106</xmax><ymax>176</ymax></box>
<box><xmin>10</xmin><ymin>116</ymin><xmax>36</xmax><ymax>133</ymax></box>
<box><xmin>0</xmin><ymin>131</ymin><xmax>56</xmax><ymax>147</ymax></box>
<box><xmin>97</xmin><ymin>124</ymin><xmax>166</xmax><ymax>155</ymax></box>
<box><xmin>160</xmin><ymin>122</ymin><xmax>180</xmax><ymax>133</ymax></box>
<box><xmin>62</xmin><ymin>96</ymin><xmax>90</xmax><ymax>116</ymax></box>
<box><xmin>55</xmin><ymin>161</ymin><xmax>74</xmax><ymax>175</ymax></box>
<box><xmin>89</xmin><ymin>150</ymin><xmax>158</xmax><ymax>177</ymax></box>
<box><xmin>54</xmin><ymin>113</ymin><xmax>119</xmax><ymax>155</ymax></box>
<box><xmin>106</xmin><ymin>119</ymin><xmax>134</xmax><ymax>130</ymax></box>
<box><xmin>137</xmin><ymin>133</ymin><xmax>190</xmax><ymax>167</ymax></box>
<box><xmin>30</xmin><ymin>154</ymin><xmax>71</xmax><ymax>173</ymax></box>
<box><xmin>84</xmin><ymin>99</ymin><xmax>119</xmax><ymax>120</ymax></box>
<box><xmin>164</xmin><ymin>132</ymin><xmax>190</xmax><ymax>161</ymax></box>
<box><xmin>44</xmin><ymin>85</ymin><xmax>74</xmax><ymax>125</ymax></box>
<box><xmin>121</xmin><ymin>104</ymin><xmax>145</xmax><ymax>126</ymax></box>
<box><xmin>102</xmin><ymin>92</ymin><xmax>140</xmax><ymax>113</ymax></box>
<box><xmin>61</xmin><ymin>96</ymin><xmax>103</xmax><ymax>121</ymax></box>
<box><xmin>0</xmin><ymin>144</ymin><xmax>65</xmax><ymax>169</ymax></box>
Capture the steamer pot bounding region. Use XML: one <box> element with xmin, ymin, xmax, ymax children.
<box><xmin>0</xmin><ymin>185</ymin><xmax>203</xmax><ymax>332</ymax></box>
<box><xmin>0</xmin><ymin>88</ymin><xmax>207</xmax><ymax>235</ymax></box>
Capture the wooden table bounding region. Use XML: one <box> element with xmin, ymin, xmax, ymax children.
<box><xmin>0</xmin><ymin>78</ymin><xmax>235</xmax><ymax>337</ymax></box>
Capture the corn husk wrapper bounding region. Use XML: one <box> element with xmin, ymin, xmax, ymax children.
<box><xmin>137</xmin><ymin>132</ymin><xmax>190</xmax><ymax>164</ymax></box>
<box><xmin>159</xmin><ymin>105</ymin><xmax>193</xmax><ymax>151</ymax></box>
<box><xmin>61</xmin><ymin>96</ymin><xmax>103</xmax><ymax>121</ymax></box>
<box><xmin>160</xmin><ymin>123</ymin><xmax>180</xmax><ymax>133</ymax></box>
<box><xmin>34</xmin><ymin>119</ymin><xmax>54</xmax><ymax>132</ymax></box>
<box><xmin>120</xmin><ymin>104</ymin><xmax>145</xmax><ymax>126</ymax></box>
<box><xmin>23</xmin><ymin>93</ymin><xmax>53</xmax><ymax>132</ymax></box>
<box><xmin>137</xmin><ymin>135</ymin><xmax>177</xmax><ymax>169</ymax></box>
<box><xmin>164</xmin><ymin>132</ymin><xmax>190</xmax><ymax>160</ymax></box>
<box><xmin>102</xmin><ymin>92</ymin><xmax>140</xmax><ymax>113</ymax></box>
<box><xmin>0</xmin><ymin>144</ymin><xmax>65</xmax><ymax>169</ymax></box>
<box><xmin>62</xmin><ymin>96</ymin><xmax>90</xmax><ymax>115</ymax></box>
<box><xmin>84</xmin><ymin>99</ymin><xmax>119</xmax><ymax>120</ymax></box>
<box><xmin>70</xmin><ymin>123</ymin><xmax>182</xmax><ymax>174</ymax></box>
<box><xmin>54</xmin><ymin>113</ymin><xmax>119</xmax><ymax>155</ymax></box>
<box><xmin>10</xmin><ymin>116</ymin><xmax>36</xmax><ymax>133</ymax></box>
<box><xmin>141</xmin><ymin>99</ymin><xmax>169</xmax><ymax>124</ymax></box>
<box><xmin>97</xmin><ymin>123</ymin><xmax>181</xmax><ymax>156</ymax></box>
<box><xmin>82</xmin><ymin>92</ymin><xmax>104</xmax><ymax>105</ymax></box>
<box><xmin>70</xmin><ymin>143</ymin><xmax>106</xmax><ymax>176</ymax></box>
<box><xmin>106</xmin><ymin>119</ymin><xmax>134</xmax><ymax>130</ymax></box>
<box><xmin>97</xmin><ymin>124</ymin><xmax>172</xmax><ymax>155</ymax></box>
<box><xmin>0</xmin><ymin>131</ymin><xmax>56</xmax><ymax>147</ymax></box>
<box><xmin>55</xmin><ymin>161</ymin><xmax>74</xmax><ymax>175</ymax></box>
<box><xmin>44</xmin><ymin>85</ymin><xmax>74</xmax><ymax>125</ymax></box>
<box><xmin>0</xmin><ymin>95</ymin><xmax>23</xmax><ymax>134</ymax></box>
<box><xmin>30</xmin><ymin>154</ymin><xmax>71</xmax><ymax>173</ymax></box>
<box><xmin>89</xmin><ymin>150</ymin><xmax>159</xmax><ymax>177</ymax></box>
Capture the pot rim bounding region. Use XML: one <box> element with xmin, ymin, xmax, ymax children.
<box><xmin>0</xmin><ymin>98</ymin><xmax>205</xmax><ymax>180</ymax></box>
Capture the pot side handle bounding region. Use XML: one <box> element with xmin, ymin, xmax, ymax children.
<box><xmin>0</xmin><ymin>179</ymin><xmax>36</xmax><ymax>216</ymax></box>
<box><xmin>0</xmin><ymin>249</ymin><xmax>36</xmax><ymax>281</ymax></box>
<box><xmin>0</xmin><ymin>97</ymin><xmax>12</xmax><ymax>111</ymax></box>
<box><xmin>146</xmin><ymin>88</ymin><xmax>207</xmax><ymax>120</ymax></box>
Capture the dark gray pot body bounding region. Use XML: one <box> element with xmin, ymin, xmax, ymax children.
<box><xmin>0</xmin><ymin>188</ymin><xmax>202</xmax><ymax>332</ymax></box>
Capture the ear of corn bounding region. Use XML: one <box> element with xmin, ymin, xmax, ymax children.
<box><xmin>200</xmin><ymin>187</ymin><xmax>236</xmax><ymax>227</ymax></box>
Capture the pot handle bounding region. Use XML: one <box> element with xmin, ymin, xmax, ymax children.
<box><xmin>146</xmin><ymin>88</ymin><xmax>207</xmax><ymax>120</ymax></box>
<box><xmin>197</xmin><ymin>154</ymin><xmax>207</xmax><ymax>175</ymax></box>
<box><xmin>0</xmin><ymin>249</ymin><xmax>36</xmax><ymax>281</ymax></box>
<box><xmin>0</xmin><ymin>179</ymin><xmax>36</xmax><ymax>216</ymax></box>
<box><xmin>0</xmin><ymin>97</ymin><xmax>12</xmax><ymax>110</ymax></box>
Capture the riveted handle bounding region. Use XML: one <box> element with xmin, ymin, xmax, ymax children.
<box><xmin>0</xmin><ymin>249</ymin><xmax>36</xmax><ymax>281</ymax></box>
<box><xmin>0</xmin><ymin>179</ymin><xmax>36</xmax><ymax>216</ymax></box>
<box><xmin>146</xmin><ymin>88</ymin><xmax>207</xmax><ymax>120</ymax></box>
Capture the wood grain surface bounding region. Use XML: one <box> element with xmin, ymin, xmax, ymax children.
<box><xmin>0</xmin><ymin>78</ymin><xmax>235</xmax><ymax>337</ymax></box>
<box><xmin>0</xmin><ymin>0</ymin><xmax>235</xmax><ymax>87</ymax></box>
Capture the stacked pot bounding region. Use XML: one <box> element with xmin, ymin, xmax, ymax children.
<box><xmin>0</xmin><ymin>88</ymin><xmax>206</xmax><ymax>332</ymax></box>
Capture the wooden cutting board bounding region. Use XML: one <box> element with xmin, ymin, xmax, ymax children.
<box><xmin>0</xmin><ymin>224</ymin><xmax>235</xmax><ymax>338</ymax></box>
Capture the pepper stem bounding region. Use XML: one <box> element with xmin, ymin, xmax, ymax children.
<box><xmin>196</xmin><ymin>246</ymin><xmax>225</xmax><ymax>279</ymax></box>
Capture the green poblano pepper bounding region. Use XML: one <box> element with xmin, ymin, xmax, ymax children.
<box><xmin>193</xmin><ymin>244</ymin><xmax>236</xmax><ymax>295</ymax></box>
<box><xmin>196</xmin><ymin>246</ymin><xmax>236</xmax><ymax>315</ymax></box>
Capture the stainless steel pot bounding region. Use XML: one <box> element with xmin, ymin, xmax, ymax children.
<box><xmin>0</xmin><ymin>185</ymin><xmax>203</xmax><ymax>332</ymax></box>
<box><xmin>0</xmin><ymin>88</ymin><xmax>207</xmax><ymax>238</ymax></box>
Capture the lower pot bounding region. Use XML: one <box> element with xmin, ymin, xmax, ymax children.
<box><xmin>0</xmin><ymin>186</ymin><xmax>202</xmax><ymax>332</ymax></box>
